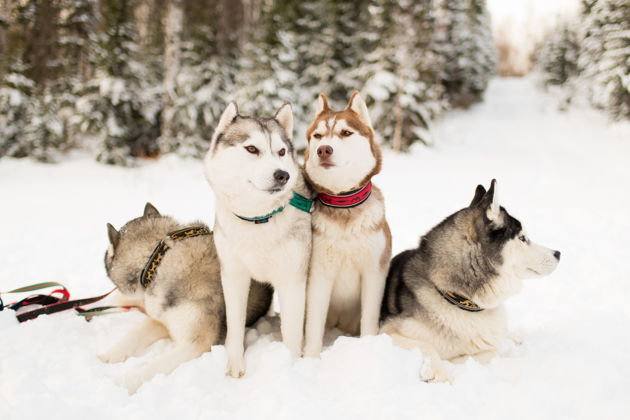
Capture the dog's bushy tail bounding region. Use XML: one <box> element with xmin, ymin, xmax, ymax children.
<box><xmin>380</xmin><ymin>249</ymin><xmax>416</xmax><ymax>322</ymax></box>
<box><xmin>246</xmin><ymin>280</ymin><xmax>274</xmax><ymax>326</ymax></box>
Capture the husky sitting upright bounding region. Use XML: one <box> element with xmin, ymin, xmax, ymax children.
<box><xmin>204</xmin><ymin>103</ymin><xmax>312</xmax><ymax>377</ymax></box>
<box><xmin>303</xmin><ymin>92</ymin><xmax>392</xmax><ymax>358</ymax></box>
<box><xmin>100</xmin><ymin>203</ymin><xmax>272</xmax><ymax>392</ymax></box>
<box><xmin>380</xmin><ymin>180</ymin><xmax>561</xmax><ymax>382</ymax></box>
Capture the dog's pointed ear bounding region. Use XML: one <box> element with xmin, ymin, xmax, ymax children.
<box><xmin>212</xmin><ymin>102</ymin><xmax>239</xmax><ymax>142</ymax></box>
<box><xmin>275</xmin><ymin>103</ymin><xmax>293</xmax><ymax>140</ymax></box>
<box><xmin>480</xmin><ymin>179</ymin><xmax>501</xmax><ymax>223</ymax></box>
<box><xmin>314</xmin><ymin>93</ymin><xmax>330</xmax><ymax>116</ymax></box>
<box><xmin>107</xmin><ymin>223</ymin><xmax>120</xmax><ymax>249</ymax></box>
<box><xmin>469</xmin><ymin>184</ymin><xmax>487</xmax><ymax>207</ymax></box>
<box><xmin>346</xmin><ymin>91</ymin><xmax>372</xmax><ymax>126</ymax></box>
<box><xmin>143</xmin><ymin>202</ymin><xmax>160</xmax><ymax>218</ymax></box>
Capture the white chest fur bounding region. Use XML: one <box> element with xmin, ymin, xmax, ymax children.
<box><xmin>214</xmin><ymin>204</ymin><xmax>311</xmax><ymax>284</ymax></box>
<box><xmin>305</xmin><ymin>191</ymin><xmax>390</xmax><ymax>352</ymax></box>
<box><xmin>423</xmin><ymin>293</ymin><xmax>509</xmax><ymax>359</ymax></box>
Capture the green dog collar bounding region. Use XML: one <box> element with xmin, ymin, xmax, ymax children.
<box><xmin>236</xmin><ymin>192</ymin><xmax>313</xmax><ymax>224</ymax></box>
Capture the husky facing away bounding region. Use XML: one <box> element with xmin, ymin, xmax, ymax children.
<box><xmin>204</xmin><ymin>103</ymin><xmax>312</xmax><ymax>377</ymax></box>
<box><xmin>380</xmin><ymin>180</ymin><xmax>561</xmax><ymax>382</ymax></box>
<box><xmin>303</xmin><ymin>92</ymin><xmax>392</xmax><ymax>358</ymax></box>
<box><xmin>100</xmin><ymin>203</ymin><xmax>272</xmax><ymax>392</ymax></box>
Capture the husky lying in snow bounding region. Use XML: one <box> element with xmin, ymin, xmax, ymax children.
<box><xmin>303</xmin><ymin>92</ymin><xmax>392</xmax><ymax>358</ymax></box>
<box><xmin>99</xmin><ymin>203</ymin><xmax>272</xmax><ymax>392</ymax></box>
<box><xmin>204</xmin><ymin>103</ymin><xmax>312</xmax><ymax>377</ymax></box>
<box><xmin>380</xmin><ymin>180</ymin><xmax>561</xmax><ymax>382</ymax></box>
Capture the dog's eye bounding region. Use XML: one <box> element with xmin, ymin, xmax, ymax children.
<box><xmin>278</xmin><ymin>148</ymin><xmax>286</xmax><ymax>157</ymax></box>
<box><xmin>245</xmin><ymin>145</ymin><xmax>259</xmax><ymax>155</ymax></box>
<box><xmin>340</xmin><ymin>129</ymin><xmax>353</xmax><ymax>137</ymax></box>
<box><xmin>519</xmin><ymin>235</ymin><xmax>527</xmax><ymax>243</ymax></box>
<box><xmin>313</xmin><ymin>133</ymin><xmax>322</xmax><ymax>139</ymax></box>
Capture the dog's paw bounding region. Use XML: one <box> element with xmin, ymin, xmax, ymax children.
<box><xmin>421</xmin><ymin>361</ymin><xmax>452</xmax><ymax>383</ymax></box>
<box><xmin>226</xmin><ymin>357</ymin><xmax>245</xmax><ymax>378</ymax></box>
<box><xmin>508</xmin><ymin>332</ymin><xmax>524</xmax><ymax>346</ymax></box>
<box><xmin>122</xmin><ymin>373</ymin><xmax>144</xmax><ymax>395</ymax></box>
<box><xmin>303</xmin><ymin>342</ymin><xmax>322</xmax><ymax>359</ymax></box>
<box><xmin>98</xmin><ymin>348</ymin><xmax>129</xmax><ymax>364</ymax></box>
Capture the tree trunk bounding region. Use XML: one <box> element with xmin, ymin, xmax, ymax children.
<box><xmin>134</xmin><ymin>0</ymin><xmax>152</xmax><ymax>48</ymax></box>
<box><xmin>392</xmin><ymin>91</ymin><xmax>404</xmax><ymax>153</ymax></box>
<box><xmin>0</xmin><ymin>1</ymin><xmax>8</xmax><ymax>77</ymax></box>
<box><xmin>25</xmin><ymin>0</ymin><xmax>59</xmax><ymax>85</ymax></box>
<box><xmin>161</xmin><ymin>0</ymin><xmax>183</xmax><ymax>144</ymax></box>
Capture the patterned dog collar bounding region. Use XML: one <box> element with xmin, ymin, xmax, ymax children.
<box><xmin>318</xmin><ymin>181</ymin><xmax>372</xmax><ymax>209</ymax></box>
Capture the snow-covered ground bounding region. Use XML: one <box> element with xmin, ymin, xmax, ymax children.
<box><xmin>1</xmin><ymin>77</ymin><xmax>630</xmax><ymax>419</ymax></box>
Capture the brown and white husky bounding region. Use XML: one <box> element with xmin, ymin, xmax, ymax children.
<box><xmin>303</xmin><ymin>92</ymin><xmax>392</xmax><ymax>358</ymax></box>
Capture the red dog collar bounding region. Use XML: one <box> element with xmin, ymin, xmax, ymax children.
<box><xmin>318</xmin><ymin>181</ymin><xmax>372</xmax><ymax>208</ymax></box>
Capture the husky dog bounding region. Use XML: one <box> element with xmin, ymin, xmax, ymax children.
<box><xmin>380</xmin><ymin>180</ymin><xmax>561</xmax><ymax>382</ymax></box>
<box><xmin>99</xmin><ymin>203</ymin><xmax>272</xmax><ymax>392</ymax></box>
<box><xmin>303</xmin><ymin>92</ymin><xmax>392</xmax><ymax>358</ymax></box>
<box><xmin>204</xmin><ymin>103</ymin><xmax>312</xmax><ymax>377</ymax></box>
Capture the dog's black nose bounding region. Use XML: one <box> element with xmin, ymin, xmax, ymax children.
<box><xmin>274</xmin><ymin>170</ymin><xmax>290</xmax><ymax>185</ymax></box>
<box><xmin>317</xmin><ymin>145</ymin><xmax>333</xmax><ymax>158</ymax></box>
<box><xmin>554</xmin><ymin>250</ymin><xmax>561</xmax><ymax>261</ymax></box>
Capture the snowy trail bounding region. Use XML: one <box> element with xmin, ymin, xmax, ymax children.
<box><xmin>1</xmin><ymin>77</ymin><xmax>630</xmax><ymax>420</ymax></box>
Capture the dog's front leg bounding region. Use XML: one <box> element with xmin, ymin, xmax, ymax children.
<box><xmin>221</xmin><ymin>262</ymin><xmax>252</xmax><ymax>378</ymax></box>
<box><xmin>123</xmin><ymin>342</ymin><xmax>207</xmax><ymax>394</ymax></box>
<box><xmin>470</xmin><ymin>349</ymin><xmax>498</xmax><ymax>365</ymax></box>
<box><xmin>99</xmin><ymin>317</ymin><xmax>169</xmax><ymax>363</ymax></box>
<box><xmin>276</xmin><ymin>274</ymin><xmax>306</xmax><ymax>358</ymax></box>
<box><xmin>382</xmin><ymin>325</ymin><xmax>452</xmax><ymax>383</ymax></box>
<box><xmin>360</xmin><ymin>260</ymin><xmax>388</xmax><ymax>337</ymax></box>
<box><xmin>304</xmin><ymin>264</ymin><xmax>335</xmax><ymax>358</ymax></box>
<box><xmin>124</xmin><ymin>306</ymin><xmax>218</xmax><ymax>394</ymax></box>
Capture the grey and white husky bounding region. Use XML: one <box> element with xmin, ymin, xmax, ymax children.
<box><xmin>204</xmin><ymin>103</ymin><xmax>312</xmax><ymax>377</ymax></box>
<box><xmin>380</xmin><ymin>180</ymin><xmax>561</xmax><ymax>382</ymax></box>
<box><xmin>99</xmin><ymin>203</ymin><xmax>272</xmax><ymax>392</ymax></box>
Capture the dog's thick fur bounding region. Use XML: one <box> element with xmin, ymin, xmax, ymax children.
<box><xmin>303</xmin><ymin>92</ymin><xmax>392</xmax><ymax>357</ymax></box>
<box><xmin>99</xmin><ymin>203</ymin><xmax>272</xmax><ymax>392</ymax></box>
<box><xmin>204</xmin><ymin>103</ymin><xmax>312</xmax><ymax>377</ymax></box>
<box><xmin>380</xmin><ymin>180</ymin><xmax>561</xmax><ymax>382</ymax></box>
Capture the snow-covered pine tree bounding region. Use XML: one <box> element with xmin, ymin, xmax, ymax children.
<box><xmin>236</xmin><ymin>0</ymin><xmax>334</xmax><ymax>140</ymax></box>
<box><xmin>467</xmin><ymin>0</ymin><xmax>496</xmax><ymax>99</ymax></box>
<box><xmin>0</xmin><ymin>60</ymin><xmax>35</xmax><ymax>158</ymax></box>
<box><xmin>52</xmin><ymin>0</ymin><xmax>99</xmax><ymax>153</ymax></box>
<box><xmin>72</xmin><ymin>0</ymin><xmax>160</xmax><ymax>165</ymax></box>
<box><xmin>0</xmin><ymin>1</ymin><xmax>66</xmax><ymax>162</ymax></box>
<box><xmin>361</xmin><ymin>0</ymin><xmax>444</xmax><ymax>150</ymax></box>
<box><xmin>536</xmin><ymin>0</ymin><xmax>629</xmax><ymax>120</ymax></box>
<box><xmin>577</xmin><ymin>0</ymin><xmax>607</xmax><ymax>103</ymax></box>
<box><xmin>587</xmin><ymin>0</ymin><xmax>630</xmax><ymax>120</ymax></box>
<box><xmin>236</xmin><ymin>0</ymin><xmax>295</xmax><ymax>121</ymax></box>
<box><xmin>291</xmin><ymin>0</ymin><xmax>337</xmax><ymax>129</ymax></box>
<box><xmin>326</xmin><ymin>0</ymin><xmax>369</xmax><ymax>103</ymax></box>
<box><xmin>437</xmin><ymin>0</ymin><xmax>496</xmax><ymax>108</ymax></box>
<box><xmin>20</xmin><ymin>87</ymin><xmax>65</xmax><ymax>161</ymax></box>
<box><xmin>0</xmin><ymin>63</ymin><xmax>65</xmax><ymax>161</ymax></box>
<box><xmin>536</xmin><ymin>22</ymin><xmax>580</xmax><ymax>87</ymax></box>
<box><xmin>57</xmin><ymin>0</ymin><xmax>96</xmax><ymax>81</ymax></box>
<box><xmin>157</xmin><ymin>1</ymin><xmax>240</xmax><ymax>157</ymax></box>
<box><xmin>237</xmin><ymin>0</ymin><xmax>448</xmax><ymax>150</ymax></box>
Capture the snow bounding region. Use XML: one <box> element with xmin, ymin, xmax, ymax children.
<box><xmin>2</xmin><ymin>77</ymin><xmax>630</xmax><ymax>419</ymax></box>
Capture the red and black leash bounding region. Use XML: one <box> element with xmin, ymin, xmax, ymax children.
<box><xmin>1</xmin><ymin>282</ymin><xmax>138</xmax><ymax>322</ymax></box>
